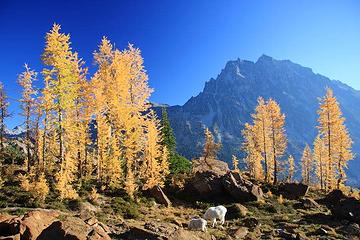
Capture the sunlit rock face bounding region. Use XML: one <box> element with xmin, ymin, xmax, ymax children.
<box><xmin>162</xmin><ymin>55</ymin><xmax>360</xmax><ymax>186</ymax></box>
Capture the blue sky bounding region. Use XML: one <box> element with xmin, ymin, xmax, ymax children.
<box><xmin>0</xmin><ymin>0</ymin><xmax>359</xmax><ymax>128</ymax></box>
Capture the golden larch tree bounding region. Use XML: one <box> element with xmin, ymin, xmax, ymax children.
<box><xmin>232</xmin><ymin>155</ymin><xmax>239</xmax><ymax>172</ymax></box>
<box><xmin>241</xmin><ymin>123</ymin><xmax>263</xmax><ymax>180</ymax></box>
<box><xmin>287</xmin><ymin>155</ymin><xmax>295</xmax><ymax>183</ymax></box>
<box><xmin>252</xmin><ymin>97</ymin><xmax>272</xmax><ymax>182</ymax></box>
<box><xmin>313</xmin><ymin>135</ymin><xmax>326</xmax><ymax>189</ymax></box>
<box><xmin>17</xmin><ymin>64</ymin><xmax>37</xmax><ymax>172</ymax></box>
<box><xmin>160</xmin><ymin>146</ymin><xmax>170</xmax><ymax>177</ymax></box>
<box><xmin>42</xmin><ymin>23</ymin><xmax>74</xmax><ymax>166</ymax></box>
<box><xmin>92</xmin><ymin>38</ymin><xmax>153</xmax><ymax>198</ymax></box>
<box><xmin>142</xmin><ymin>110</ymin><xmax>168</xmax><ymax>190</ymax></box>
<box><xmin>301</xmin><ymin>144</ymin><xmax>313</xmax><ymax>185</ymax></box>
<box><xmin>38</xmin><ymin>79</ymin><xmax>54</xmax><ymax>172</ymax></box>
<box><xmin>42</xmin><ymin>24</ymin><xmax>86</xmax><ymax>199</ymax></box>
<box><xmin>317</xmin><ymin>88</ymin><xmax>353</xmax><ymax>190</ymax></box>
<box><xmin>0</xmin><ymin>82</ymin><xmax>10</xmax><ymax>155</ymax></box>
<box><xmin>203</xmin><ymin>127</ymin><xmax>221</xmax><ymax>164</ymax></box>
<box><xmin>267</xmin><ymin>99</ymin><xmax>287</xmax><ymax>184</ymax></box>
<box><xmin>336</xmin><ymin>124</ymin><xmax>353</xmax><ymax>189</ymax></box>
<box><xmin>92</xmin><ymin>37</ymin><xmax>114</xmax><ymax>182</ymax></box>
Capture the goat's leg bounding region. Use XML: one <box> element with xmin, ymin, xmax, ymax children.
<box><xmin>212</xmin><ymin>218</ymin><xmax>217</xmax><ymax>227</ymax></box>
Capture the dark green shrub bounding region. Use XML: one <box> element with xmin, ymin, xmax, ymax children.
<box><xmin>2</xmin><ymin>142</ymin><xmax>25</xmax><ymax>165</ymax></box>
<box><xmin>66</xmin><ymin>198</ymin><xmax>82</xmax><ymax>211</ymax></box>
<box><xmin>0</xmin><ymin>185</ymin><xmax>39</xmax><ymax>208</ymax></box>
<box><xmin>170</xmin><ymin>154</ymin><xmax>192</xmax><ymax>175</ymax></box>
<box><xmin>111</xmin><ymin>197</ymin><xmax>140</xmax><ymax>219</ymax></box>
<box><xmin>46</xmin><ymin>201</ymin><xmax>67</xmax><ymax>211</ymax></box>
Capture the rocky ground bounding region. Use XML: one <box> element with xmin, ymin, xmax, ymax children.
<box><xmin>1</xmin><ymin>160</ymin><xmax>360</xmax><ymax>239</ymax></box>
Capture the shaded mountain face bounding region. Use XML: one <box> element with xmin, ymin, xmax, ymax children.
<box><xmin>164</xmin><ymin>55</ymin><xmax>360</xmax><ymax>185</ymax></box>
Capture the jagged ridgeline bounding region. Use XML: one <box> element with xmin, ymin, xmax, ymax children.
<box><xmin>160</xmin><ymin>55</ymin><xmax>360</xmax><ymax>186</ymax></box>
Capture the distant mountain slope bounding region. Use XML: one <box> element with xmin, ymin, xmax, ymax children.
<box><xmin>5</xmin><ymin>126</ymin><xmax>26</xmax><ymax>138</ymax></box>
<box><xmin>164</xmin><ymin>55</ymin><xmax>360</xmax><ymax>185</ymax></box>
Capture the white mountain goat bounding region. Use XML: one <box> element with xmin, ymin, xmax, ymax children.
<box><xmin>188</xmin><ymin>218</ymin><xmax>207</xmax><ymax>232</ymax></box>
<box><xmin>203</xmin><ymin>205</ymin><xmax>227</xmax><ymax>227</ymax></box>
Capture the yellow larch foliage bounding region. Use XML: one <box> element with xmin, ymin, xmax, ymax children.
<box><xmin>89</xmin><ymin>187</ymin><xmax>99</xmax><ymax>204</ymax></box>
<box><xmin>92</xmin><ymin>37</ymin><xmax>114</xmax><ymax>182</ymax></box>
<box><xmin>1</xmin><ymin>24</ymin><xmax>164</xmax><ymax>201</ymax></box>
<box><xmin>33</xmin><ymin>99</ymin><xmax>43</xmax><ymax>169</ymax></box>
<box><xmin>160</xmin><ymin>146</ymin><xmax>170</xmax><ymax>177</ymax></box>
<box><xmin>63</xmin><ymin>54</ymin><xmax>90</xmax><ymax>186</ymax></box>
<box><xmin>317</xmin><ymin>88</ymin><xmax>353</xmax><ymax>191</ymax></box>
<box><xmin>287</xmin><ymin>155</ymin><xmax>295</xmax><ymax>183</ymax></box>
<box><xmin>107</xmin><ymin>135</ymin><xmax>123</xmax><ymax>189</ymax></box>
<box><xmin>19</xmin><ymin>171</ymin><xmax>49</xmax><ymax>203</ymax></box>
<box><xmin>241</xmin><ymin>123</ymin><xmax>263</xmax><ymax>180</ymax></box>
<box><xmin>142</xmin><ymin>110</ymin><xmax>165</xmax><ymax>190</ymax></box>
<box><xmin>42</xmin><ymin>24</ymin><xmax>87</xmax><ymax>199</ymax></box>
<box><xmin>76</xmin><ymin>80</ymin><xmax>94</xmax><ymax>183</ymax></box>
<box><xmin>336</xmin><ymin>124</ymin><xmax>353</xmax><ymax>189</ymax></box>
<box><xmin>0</xmin><ymin>176</ymin><xmax>4</xmax><ymax>189</ymax></box>
<box><xmin>313</xmin><ymin>135</ymin><xmax>326</xmax><ymax>189</ymax></box>
<box><xmin>19</xmin><ymin>174</ymin><xmax>31</xmax><ymax>192</ymax></box>
<box><xmin>42</xmin><ymin>23</ymin><xmax>75</xmax><ymax>165</ymax></box>
<box><xmin>124</xmin><ymin>166</ymin><xmax>136</xmax><ymax>200</ymax></box>
<box><xmin>301</xmin><ymin>144</ymin><xmax>313</xmax><ymax>185</ymax></box>
<box><xmin>267</xmin><ymin>99</ymin><xmax>287</xmax><ymax>184</ymax></box>
<box><xmin>17</xmin><ymin>64</ymin><xmax>37</xmax><ymax>172</ymax></box>
<box><xmin>242</xmin><ymin>97</ymin><xmax>287</xmax><ymax>183</ymax></box>
<box><xmin>232</xmin><ymin>155</ymin><xmax>239</xmax><ymax>172</ymax></box>
<box><xmin>33</xmin><ymin>173</ymin><xmax>49</xmax><ymax>203</ymax></box>
<box><xmin>38</xmin><ymin>79</ymin><xmax>55</xmax><ymax>173</ymax></box>
<box><xmin>252</xmin><ymin>97</ymin><xmax>272</xmax><ymax>182</ymax></box>
<box><xmin>0</xmin><ymin>82</ymin><xmax>10</xmax><ymax>155</ymax></box>
<box><xmin>92</xmin><ymin>37</ymin><xmax>153</xmax><ymax>198</ymax></box>
<box><xmin>203</xmin><ymin>128</ymin><xmax>221</xmax><ymax>163</ymax></box>
<box><xmin>55</xmin><ymin>158</ymin><xmax>78</xmax><ymax>200</ymax></box>
<box><xmin>119</xmin><ymin>45</ymin><xmax>152</xmax><ymax>196</ymax></box>
<box><xmin>277</xmin><ymin>194</ymin><xmax>284</xmax><ymax>204</ymax></box>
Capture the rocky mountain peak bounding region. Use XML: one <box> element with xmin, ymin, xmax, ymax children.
<box><xmin>161</xmin><ymin>55</ymin><xmax>360</xmax><ymax>186</ymax></box>
<box><xmin>256</xmin><ymin>54</ymin><xmax>274</xmax><ymax>64</ymax></box>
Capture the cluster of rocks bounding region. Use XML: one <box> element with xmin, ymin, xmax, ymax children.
<box><xmin>320</xmin><ymin>189</ymin><xmax>360</xmax><ymax>224</ymax></box>
<box><xmin>0</xmin><ymin>209</ymin><xmax>111</xmax><ymax>240</ymax></box>
<box><xmin>173</xmin><ymin>159</ymin><xmax>263</xmax><ymax>203</ymax></box>
<box><xmin>175</xmin><ymin>158</ymin><xmax>310</xmax><ymax>204</ymax></box>
<box><xmin>3</xmin><ymin>157</ymin><xmax>360</xmax><ymax>240</ymax></box>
